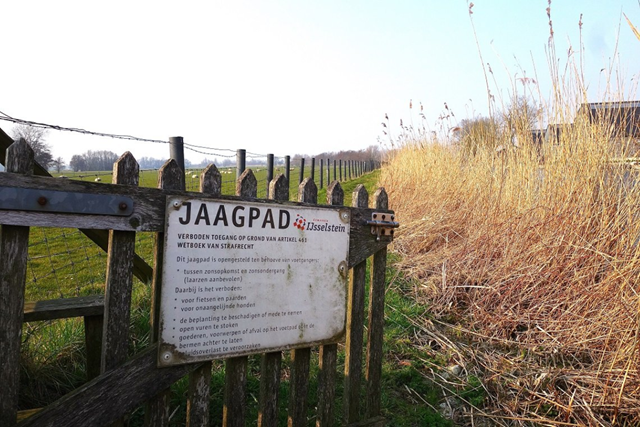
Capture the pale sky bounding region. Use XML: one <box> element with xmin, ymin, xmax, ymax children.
<box><xmin>1</xmin><ymin>1</ymin><xmax>639</xmax><ymax>165</ymax></box>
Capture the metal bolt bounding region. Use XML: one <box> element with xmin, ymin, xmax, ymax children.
<box><xmin>162</xmin><ymin>352</ymin><xmax>171</xmax><ymax>361</ymax></box>
<box><xmin>173</xmin><ymin>201</ymin><xmax>181</xmax><ymax>209</ymax></box>
<box><xmin>341</xmin><ymin>212</ymin><xmax>349</xmax><ymax>221</ymax></box>
<box><xmin>37</xmin><ymin>196</ymin><xmax>47</xmax><ymax>206</ymax></box>
<box><xmin>118</xmin><ymin>202</ymin><xmax>128</xmax><ymax>211</ymax></box>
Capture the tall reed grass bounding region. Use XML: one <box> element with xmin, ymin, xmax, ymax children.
<box><xmin>380</xmin><ymin>31</ymin><xmax>640</xmax><ymax>424</ymax></box>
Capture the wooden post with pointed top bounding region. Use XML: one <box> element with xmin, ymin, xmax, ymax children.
<box><xmin>146</xmin><ymin>159</ymin><xmax>185</xmax><ymax>427</ymax></box>
<box><xmin>343</xmin><ymin>184</ymin><xmax>369</xmax><ymax>424</ymax></box>
<box><xmin>316</xmin><ymin>180</ymin><xmax>344</xmax><ymax>427</ymax></box>
<box><xmin>365</xmin><ymin>188</ymin><xmax>389</xmax><ymax>419</ymax></box>
<box><xmin>287</xmin><ymin>177</ymin><xmax>318</xmax><ymax>427</ymax></box>
<box><xmin>223</xmin><ymin>169</ymin><xmax>257</xmax><ymax>427</ymax></box>
<box><xmin>185</xmin><ymin>163</ymin><xmax>222</xmax><ymax>427</ymax></box>
<box><xmin>102</xmin><ymin>152</ymin><xmax>139</xmax><ymax>373</ymax></box>
<box><xmin>101</xmin><ymin>152</ymin><xmax>139</xmax><ymax>427</ymax></box>
<box><xmin>258</xmin><ymin>173</ymin><xmax>289</xmax><ymax>427</ymax></box>
<box><xmin>0</xmin><ymin>139</ymin><xmax>33</xmax><ymax>426</ymax></box>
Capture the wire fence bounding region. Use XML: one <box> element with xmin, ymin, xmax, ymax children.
<box><xmin>1</xmin><ymin>114</ymin><xmax>380</xmax><ymax>305</ymax></box>
<box><xmin>21</xmin><ymin>158</ymin><xmax>380</xmax><ymax>304</ymax></box>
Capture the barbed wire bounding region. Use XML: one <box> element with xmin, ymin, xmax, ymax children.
<box><xmin>0</xmin><ymin>110</ymin><xmax>335</xmax><ymax>161</ymax></box>
<box><xmin>0</xmin><ymin>110</ymin><xmax>168</xmax><ymax>144</ymax></box>
<box><xmin>184</xmin><ymin>145</ymin><xmax>236</xmax><ymax>158</ymax></box>
<box><xmin>183</xmin><ymin>142</ymin><xmax>236</xmax><ymax>153</ymax></box>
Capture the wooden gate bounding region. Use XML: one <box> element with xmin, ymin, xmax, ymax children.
<box><xmin>0</xmin><ymin>138</ymin><xmax>394</xmax><ymax>426</ymax></box>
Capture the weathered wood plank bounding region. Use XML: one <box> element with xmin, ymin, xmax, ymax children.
<box><xmin>365</xmin><ymin>189</ymin><xmax>389</xmax><ymax>419</ymax></box>
<box><xmin>101</xmin><ymin>153</ymin><xmax>139</xmax><ymax>427</ymax></box>
<box><xmin>85</xmin><ymin>314</ymin><xmax>103</xmax><ymax>381</ymax></box>
<box><xmin>187</xmin><ymin>363</ymin><xmax>211</xmax><ymax>427</ymax></box>
<box><xmin>287</xmin><ymin>178</ymin><xmax>317</xmax><ymax>427</ymax></box>
<box><xmin>316</xmin><ymin>344</ymin><xmax>338</xmax><ymax>427</ymax></box>
<box><xmin>288</xmin><ymin>347</ymin><xmax>311</xmax><ymax>427</ymax></box>
<box><xmin>344</xmin><ymin>185</ymin><xmax>369</xmax><ymax>424</ymax></box>
<box><xmin>146</xmin><ymin>159</ymin><xmax>185</xmax><ymax>427</ymax></box>
<box><xmin>258</xmin><ymin>173</ymin><xmax>288</xmax><ymax>427</ymax></box>
<box><xmin>258</xmin><ymin>351</ymin><xmax>282</xmax><ymax>427</ymax></box>
<box><xmin>0</xmin><ymin>173</ymin><xmax>393</xmax><ymax>266</ymax></box>
<box><xmin>316</xmin><ymin>181</ymin><xmax>344</xmax><ymax>427</ymax></box>
<box><xmin>223</xmin><ymin>170</ymin><xmax>256</xmax><ymax>427</ymax></box>
<box><xmin>17</xmin><ymin>345</ymin><xmax>199</xmax><ymax>427</ymax></box>
<box><xmin>102</xmin><ymin>152</ymin><xmax>139</xmax><ymax>374</ymax></box>
<box><xmin>23</xmin><ymin>295</ymin><xmax>104</xmax><ymax>322</ymax></box>
<box><xmin>185</xmin><ymin>164</ymin><xmax>222</xmax><ymax>427</ymax></box>
<box><xmin>0</xmin><ymin>139</ymin><xmax>33</xmax><ymax>426</ymax></box>
<box><xmin>222</xmin><ymin>357</ymin><xmax>248</xmax><ymax>427</ymax></box>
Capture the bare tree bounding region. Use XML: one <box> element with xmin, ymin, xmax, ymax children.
<box><xmin>11</xmin><ymin>124</ymin><xmax>54</xmax><ymax>169</ymax></box>
<box><xmin>53</xmin><ymin>156</ymin><xmax>66</xmax><ymax>173</ymax></box>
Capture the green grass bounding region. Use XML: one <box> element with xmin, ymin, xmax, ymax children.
<box><xmin>18</xmin><ymin>166</ymin><xmax>458</xmax><ymax>426</ymax></box>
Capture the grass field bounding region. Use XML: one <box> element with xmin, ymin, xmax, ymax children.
<box><xmin>19</xmin><ymin>167</ymin><xmax>456</xmax><ymax>426</ymax></box>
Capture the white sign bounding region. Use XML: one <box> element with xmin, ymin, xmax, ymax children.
<box><xmin>159</xmin><ymin>197</ymin><xmax>350</xmax><ymax>366</ymax></box>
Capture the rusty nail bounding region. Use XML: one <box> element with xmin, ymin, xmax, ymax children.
<box><xmin>37</xmin><ymin>196</ymin><xmax>47</xmax><ymax>206</ymax></box>
<box><xmin>119</xmin><ymin>202</ymin><xmax>128</xmax><ymax>211</ymax></box>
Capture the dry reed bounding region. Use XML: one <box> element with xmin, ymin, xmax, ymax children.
<box><xmin>381</xmin><ymin>110</ymin><xmax>640</xmax><ymax>425</ymax></box>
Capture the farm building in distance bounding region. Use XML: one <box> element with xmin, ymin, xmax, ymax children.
<box><xmin>576</xmin><ymin>101</ymin><xmax>640</xmax><ymax>138</ymax></box>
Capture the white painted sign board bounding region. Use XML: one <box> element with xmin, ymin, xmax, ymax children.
<box><xmin>159</xmin><ymin>197</ymin><xmax>350</xmax><ymax>366</ymax></box>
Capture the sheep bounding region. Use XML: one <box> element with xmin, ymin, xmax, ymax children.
<box><xmin>94</xmin><ymin>177</ymin><xmax>102</xmax><ymax>182</ymax></box>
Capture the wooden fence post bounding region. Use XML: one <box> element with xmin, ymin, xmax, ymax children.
<box><xmin>287</xmin><ymin>177</ymin><xmax>318</xmax><ymax>427</ymax></box>
<box><xmin>316</xmin><ymin>180</ymin><xmax>344</xmax><ymax>427</ymax></box>
<box><xmin>344</xmin><ymin>184</ymin><xmax>369</xmax><ymax>424</ymax></box>
<box><xmin>0</xmin><ymin>139</ymin><xmax>33</xmax><ymax>426</ymax></box>
<box><xmin>101</xmin><ymin>152</ymin><xmax>139</xmax><ymax>427</ymax></box>
<box><xmin>258</xmin><ymin>173</ymin><xmax>289</xmax><ymax>427</ymax></box>
<box><xmin>185</xmin><ymin>164</ymin><xmax>222</xmax><ymax>427</ymax></box>
<box><xmin>365</xmin><ymin>188</ymin><xmax>389</xmax><ymax>419</ymax></box>
<box><xmin>223</xmin><ymin>169</ymin><xmax>257</xmax><ymax>427</ymax></box>
<box><xmin>146</xmin><ymin>159</ymin><xmax>185</xmax><ymax>427</ymax></box>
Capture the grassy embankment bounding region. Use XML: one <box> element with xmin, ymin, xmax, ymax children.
<box><xmin>20</xmin><ymin>166</ymin><xmax>452</xmax><ymax>425</ymax></box>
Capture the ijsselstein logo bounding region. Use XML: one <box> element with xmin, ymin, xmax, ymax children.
<box><xmin>293</xmin><ymin>214</ymin><xmax>307</xmax><ymax>230</ymax></box>
<box><xmin>293</xmin><ymin>214</ymin><xmax>346</xmax><ymax>233</ymax></box>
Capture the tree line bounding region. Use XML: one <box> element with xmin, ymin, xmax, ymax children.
<box><xmin>8</xmin><ymin>124</ymin><xmax>385</xmax><ymax>172</ymax></box>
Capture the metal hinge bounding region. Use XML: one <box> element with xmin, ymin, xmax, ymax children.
<box><xmin>0</xmin><ymin>187</ymin><xmax>134</xmax><ymax>216</ymax></box>
<box><xmin>366</xmin><ymin>212</ymin><xmax>399</xmax><ymax>241</ymax></box>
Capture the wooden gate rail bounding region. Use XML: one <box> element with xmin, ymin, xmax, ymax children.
<box><xmin>0</xmin><ymin>173</ymin><xmax>390</xmax><ymax>268</ymax></box>
<box><xmin>1</xmin><ymin>140</ymin><xmax>394</xmax><ymax>426</ymax></box>
<box><xmin>0</xmin><ymin>128</ymin><xmax>154</xmax><ymax>285</ymax></box>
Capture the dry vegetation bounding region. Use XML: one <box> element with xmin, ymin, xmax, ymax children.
<box><xmin>380</xmin><ymin>65</ymin><xmax>640</xmax><ymax>425</ymax></box>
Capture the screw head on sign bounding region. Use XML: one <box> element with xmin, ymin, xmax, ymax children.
<box><xmin>119</xmin><ymin>202</ymin><xmax>128</xmax><ymax>211</ymax></box>
<box><xmin>162</xmin><ymin>352</ymin><xmax>171</xmax><ymax>361</ymax></box>
<box><xmin>173</xmin><ymin>201</ymin><xmax>181</xmax><ymax>209</ymax></box>
<box><xmin>37</xmin><ymin>196</ymin><xmax>47</xmax><ymax>206</ymax></box>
